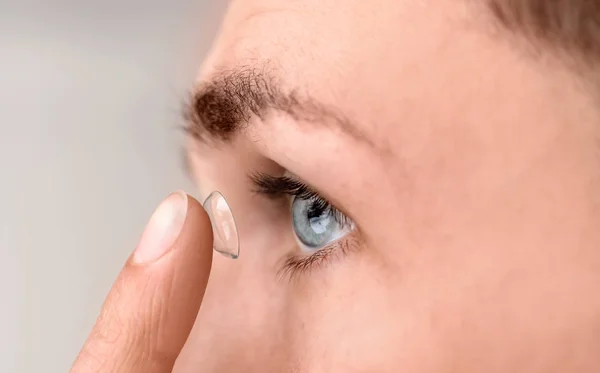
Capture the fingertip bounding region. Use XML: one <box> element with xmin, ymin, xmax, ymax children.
<box><xmin>184</xmin><ymin>192</ymin><xmax>214</xmax><ymax>240</ymax></box>
<box><xmin>133</xmin><ymin>191</ymin><xmax>189</xmax><ymax>264</ymax></box>
<box><xmin>174</xmin><ymin>191</ymin><xmax>214</xmax><ymax>263</ymax></box>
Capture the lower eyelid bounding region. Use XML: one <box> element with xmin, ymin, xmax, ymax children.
<box><xmin>276</xmin><ymin>233</ymin><xmax>361</xmax><ymax>281</ymax></box>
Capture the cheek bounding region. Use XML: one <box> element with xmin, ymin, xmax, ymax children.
<box><xmin>175</xmin><ymin>227</ymin><xmax>292</xmax><ymax>371</ymax></box>
<box><xmin>282</xmin><ymin>263</ymin><xmax>401</xmax><ymax>370</ymax></box>
<box><xmin>277</xmin><ymin>251</ymin><xmax>449</xmax><ymax>372</ymax></box>
<box><xmin>364</xmin><ymin>223</ymin><xmax>600</xmax><ymax>371</ymax></box>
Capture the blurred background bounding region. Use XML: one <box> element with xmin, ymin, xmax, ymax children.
<box><xmin>0</xmin><ymin>1</ymin><xmax>227</xmax><ymax>372</ymax></box>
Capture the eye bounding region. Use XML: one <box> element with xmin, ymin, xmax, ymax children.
<box><xmin>249</xmin><ymin>171</ymin><xmax>357</xmax><ymax>262</ymax></box>
<box><xmin>291</xmin><ymin>195</ymin><xmax>354</xmax><ymax>252</ymax></box>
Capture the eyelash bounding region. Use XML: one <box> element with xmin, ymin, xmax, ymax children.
<box><xmin>250</xmin><ymin>172</ymin><xmax>355</xmax><ymax>279</ymax></box>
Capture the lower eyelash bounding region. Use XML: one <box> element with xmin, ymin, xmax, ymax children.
<box><xmin>276</xmin><ymin>235</ymin><xmax>359</xmax><ymax>282</ymax></box>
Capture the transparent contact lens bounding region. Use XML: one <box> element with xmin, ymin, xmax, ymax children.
<box><xmin>203</xmin><ymin>191</ymin><xmax>239</xmax><ymax>259</ymax></box>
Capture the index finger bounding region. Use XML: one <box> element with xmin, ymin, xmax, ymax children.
<box><xmin>71</xmin><ymin>192</ymin><xmax>213</xmax><ymax>373</ymax></box>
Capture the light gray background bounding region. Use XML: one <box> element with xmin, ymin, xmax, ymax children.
<box><xmin>1</xmin><ymin>2</ymin><xmax>227</xmax><ymax>372</ymax></box>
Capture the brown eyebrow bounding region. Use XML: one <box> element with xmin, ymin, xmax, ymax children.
<box><xmin>182</xmin><ymin>65</ymin><xmax>373</xmax><ymax>146</ymax></box>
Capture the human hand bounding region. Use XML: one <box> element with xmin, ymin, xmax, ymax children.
<box><xmin>70</xmin><ymin>191</ymin><xmax>213</xmax><ymax>373</ymax></box>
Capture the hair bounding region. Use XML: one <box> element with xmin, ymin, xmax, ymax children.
<box><xmin>488</xmin><ymin>0</ymin><xmax>600</xmax><ymax>67</ymax></box>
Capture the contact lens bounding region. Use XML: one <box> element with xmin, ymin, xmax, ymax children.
<box><xmin>203</xmin><ymin>191</ymin><xmax>239</xmax><ymax>259</ymax></box>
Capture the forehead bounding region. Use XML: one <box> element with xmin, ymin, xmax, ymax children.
<box><xmin>200</xmin><ymin>0</ymin><xmax>497</xmax><ymax>149</ymax></box>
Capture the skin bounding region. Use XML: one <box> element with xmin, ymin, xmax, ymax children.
<box><xmin>182</xmin><ymin>0</ymin><xmax>600</xmax><ymax>371</ymax></box>
<box><xmin>73</xmin><ymin>1</ymin><xmax>600</xmax><ymax>372</ymax></box>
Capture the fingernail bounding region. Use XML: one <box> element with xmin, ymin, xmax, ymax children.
<box><xmin>134</xmin><ymin>191</ymin><xmax>188</xmax><ymax>264</ymax></box>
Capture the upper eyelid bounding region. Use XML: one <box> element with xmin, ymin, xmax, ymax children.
<box><xmin>248</xmin><ymin>171</ymin><xmax>356</xmax><ymax>225</ymax></box>
<box><xmin>248</xmin><ymin>172</ymin><xmax>315</xmax><ymax>198</ymax></box>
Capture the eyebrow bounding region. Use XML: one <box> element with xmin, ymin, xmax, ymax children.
<box><xmin>182</xmin><ymin>65</ymin><xmax>371</xmax><ymax>145</ymax></box>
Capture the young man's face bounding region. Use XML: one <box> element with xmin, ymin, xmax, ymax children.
<box><xmin>177</xmin><ymin>0</ymin><xmax>600</xmax><ymax>371</ymax></box>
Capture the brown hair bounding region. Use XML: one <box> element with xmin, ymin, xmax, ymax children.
<box><xmin>488</xmin><ymin>0</ymin><xmax>600</xmax><ymax>65</ymax></box>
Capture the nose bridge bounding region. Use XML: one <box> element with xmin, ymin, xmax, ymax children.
<box><xmin>173</xmin><ymin>256</ymin><xmax>289</xmax><ymax>373</ymax></box>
